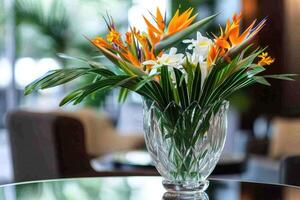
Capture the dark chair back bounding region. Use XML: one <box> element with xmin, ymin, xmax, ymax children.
<box><xmin>7</xmin><ymin>111</ymin><xmax>59</xmax><ymax>181</ymax></box>
<box><xmin>53</xmin><ymin>115</ymin><xmax>97</xmax><ymax>177</ymax></box>
<box><xmin>6</xmin><ymin>111</ymin><xmax>96</xmax><ymax>182</ymax></box>
<box><xmin>280</xmin><ymin>155</ymin><xmax>300</xmax><ymax>186</ymax></box>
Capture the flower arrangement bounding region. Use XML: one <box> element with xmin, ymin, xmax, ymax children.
<box><xmin>25</xmin><ymin>7</ymin><xmax>295</xmax><ymax>193</ymax></box>
<box><xmin>25</xmin><ymin>8</ymin><xmax>294</xmax><ymax>110</ymax></box>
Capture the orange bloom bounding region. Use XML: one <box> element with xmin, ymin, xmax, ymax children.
<box><xmin>125</xmin><ymin>32</ymin><xmax>133</xmax><ymax>44</ymax></box>
<box><xmin>208</xmin><ymin>13</ymin><xmax>265</xmax><ymax>66</ymax></box>
<box><xmin>143</xmin><ymin>7</ymin><xmax>197</xmax><ymax>46</ymax></box>
<box><xmin>167</xmin><ymin>8</ymin><xmax>197</xmax><ymax>35</ymax></box>
<box><xmin>258</xmin><ymin>52</ymin><xmax>274</xmax><ymax>66</ymax></box>
<box><xmin>121</xmin><ymin>51</ymin><xmax>142</xmax><ymax>67</ymax></box>
<box><xmin>106</xmin><ymin>29</ymin><xmax>125</xmax><ymax>49</ymax></box>
<box><xmin>92</xmin><ymin>25</ymin><xmax>159</xmax><ymax>70</ymax></box>
<box><xmin>107</xmin><ymin>29</ymin><xmax>120</xmax><ymax>42</ymax></box>
<box><xmin>207</xmin><ymin>45</ymin><xmax>218</xmax><ymax>67</ymax></box>
<box><xmin>215</xmin><ymin>12</ymin><xmax>255</xmax><ymax>49</ymax></box>
<box><xmin>92</xmin><ymin>37</ymin><xmax>112</xmax><ymax>49</ymax></box>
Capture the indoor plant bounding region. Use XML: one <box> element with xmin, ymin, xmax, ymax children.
<box><xmin>25</xmin><ymin>7</ymin><xmax>295</xmax><ymax>195</ymax></box>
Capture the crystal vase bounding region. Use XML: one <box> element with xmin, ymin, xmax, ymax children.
<box><xmin>143</xmin><ymin>100</ymin><xmax>229</xmax><ymax>195</ymax></box>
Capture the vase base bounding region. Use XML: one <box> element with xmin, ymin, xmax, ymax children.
<box><xmin>162</xmin><ymin>179</ymin><xmax>209</xmax><ymax>195</ymax></box>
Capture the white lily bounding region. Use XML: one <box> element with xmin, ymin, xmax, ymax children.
<box><xmin>184</xmin><ymin>54</ymin><xmax>209</xmax><ymax>87</ymax></box>
<box><xmin>200</xmin><ymin>61</ymin><xmax>208</xmax><ymax>87</ymax></box>
<box><xmin>185</xmin><ymin>52</ymin><xmax>203</xmax><ymax>66</ymax></box>
<box><xmin>143</xmin><ymin>47</ymin><xmax>184</xmax><ymax>75</ymax></box>
<box><xmin>183</xmin><ymin>32</ymin><xmax>212</xmax><ymax>61</ymax></box>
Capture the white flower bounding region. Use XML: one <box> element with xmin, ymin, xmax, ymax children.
<box><xmin>185</xmin><ymin>52</ymin><xmax>201</xmax><ymax>66</ymax></box>
<box><xmin>183</xmin><ymin>32</ymin><xmax>212</xmax><ymax>61</ymax></box>
<box><xmin>143</xmin><ymin>47</ymin><xmax>184</xmax><ymax>75</ymax></box>
<box><xmin>184</xmin><ymin>55</ymin><xmax>209</xmax><ymax>87</ymax></box>
<box><xmin>200</xmin><ymin>61</ymin><xmax>208</xmax><ymax>87</ymax></box>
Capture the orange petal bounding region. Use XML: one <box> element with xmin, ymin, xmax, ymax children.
<box><xmin>176</xmin><ymin>8</ymin><xmax>193</xmax><ymax>27</ymax></box>
<box><xmin>232</xmin><ymin>12</ymin><xmax>242</xmax><ymax>24</ymax></box>
<box><xmin>148</xmin><ymin>29</ymin><xmax>160</xmax><ymax>46</ymax></box>
<box><xmin>143</xmin><ymin>16</ymin><xmax>162</xmax><ymax>35</ymax></box>
<box><xmin>225</xmin><ymin>19</ymin><xmax>231</xmax><ymax>34</ymax></box>
<box><xmin>167</xmin><ymin>8</ymin><xmax>196</xmax><ymax>35</ymax></box>
<box><xmin>174</xmin><ymin>13</ymin><xmax>197</xmax><ymax>34</ymax></box>
<box><xmin>122</xmin><ymin>51</ymin><xmax>141</xmax><ymax>67</ymax></box>
<box><xmin>228</xmin><ymin>27</ymin><xmax>240</xmax><ymax>45</ymax></box>
<box><xmin>156</xmin><ymin>7</ymin><xmax>165</xmax><ymax>32</ymax></box>
<box><xmin>215</xmin><ymin>38</ymin><xmax>231</xmax><ymax>49</ymax></box>
<box><xmin>238</xmin><ymin>20</ymin><xmax>256</xmax><ymax>43</ymax></box>
<box><xmin>92</xmin><ymin>37</ymin><xmax>112</xmax><ymax>49</ymax></box>
<box><xmin>167</xmin><ymin>9</ymin><xmax>179</xmax><ymax>33</ymax></box>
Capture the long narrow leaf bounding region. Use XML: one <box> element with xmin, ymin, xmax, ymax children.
<box><xmin>174</xmin><ymin>68</ymin><xmax>189</xmax><ymax>109</ymax></box>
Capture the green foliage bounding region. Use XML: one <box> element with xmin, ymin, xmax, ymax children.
<box><xmin>25</xmin><ymin>45</ymin><xmax>296</xmax><ymax>113</ymax></box>
<box><xmin>15</xmin><ymin>0</ymin><xmax>70</xmax><ymax>53</ymax></box>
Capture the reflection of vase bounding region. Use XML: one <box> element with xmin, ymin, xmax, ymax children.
<box><xmin>143</xmin><ymin>100</ymin><xmax>229</xmax><ymax>194</ymax></box>
<box><xmin>162</xmin><ymin>191</ymin><xmax>209</xmax><ymax>200</ymax></box>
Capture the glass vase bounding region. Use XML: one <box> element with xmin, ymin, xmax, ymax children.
<box><xmin>143</xmin><ymin>100</ymin><xmax>229</xmax><ymax>195</ymax></box>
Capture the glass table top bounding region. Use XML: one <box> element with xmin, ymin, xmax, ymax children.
<box><xmin>0</xmin><ymin>176</ymin><xmax>300</xmax><ymax>200</ymax></box>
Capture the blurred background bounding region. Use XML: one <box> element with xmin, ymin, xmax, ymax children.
<box><xmin>1</xmin><ymin>0</ymin><xmax>300</xmax><ymax>189</ymax></box>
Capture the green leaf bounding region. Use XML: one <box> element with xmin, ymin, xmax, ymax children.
<box><xmin>154</xmin><ymin>13</ymin><xmax>218</xmax><ymax>54</ymax></box>
<box><xmin>235</xmin><ymin>48</ymin><xmax>264</xmax><ymax>69</ymax></box>
<box><xmin>183</xmin><ymin>59</ymin><xmax>194</xmax><ymax>97</ymax></box>
<box><xmin>253</xmin><ymin>76</ymin><xmax>271</xmax><ymax>86</ymax></box>
<box><xmin>118</xmin><ymin>88</ymin><xmax>129</xmax><ymax>103</ymax></box>
<box><xmin>160</xmin><ymin>66</ymin><xmax>175</xmax><ymax>102</ymax></box>
<box><xmin>133</xmin><ymin>75</ymin><xmax>155</xmax><ymax>91</ymax></box>
<box><xmin>60</xmin><ymin>75</ymin><xmax>134</xmax><ymax>106</ymax></box>
<box><xmin>173</xmin><ymin>68</ymin><xmax>189</xmax><ymax>109</ymax></box>
<box><xmin>24</xmin><ymin>68</ymin><xmax>89</xmax><ymax>95</ymax></box>
<box><xmin>247</xmin><ymin>65</ymin><xmax>265</xmax><ymax>78</ymax></box>
<box><xmin>91</xmin><ymin>68</ymin><xmax>116</xmax><ymax>77</ymax></box>
<box><xmin>264</xmin><ymin>74</ymin><xmax>297</xmax><ymax>81</ymax></box>
<box><xmin>204</xmin><ymin>68</ymin><xmax>248</xmax><ymax>105</ymax></box>
<box><xmin>118</xmin><ymin>60</ymin><xmax>146</xmax><ymax>76</ymax></box>
<box><xmin>57</xmin><ymin>53</ymin><xmax>87</xmax><ymax>63</ymax></box>
<box><xmin>90</xmin><ymin>39</ymin><xmax>146</xmax><ymax>76</ymax></box>
<box><xmin>147</xmin><ymin>80</ymin><xmax>168</xmax><ymax>108</ymax></box>
<box><xmin>190</xmin><ymin>63</ymin><xmax>202</xmax><ymax>103</ymax></box>
<box><xmin>24</xmin><ymin>67</ymin><xmax>118</xmax><ymax>95</ymax></box>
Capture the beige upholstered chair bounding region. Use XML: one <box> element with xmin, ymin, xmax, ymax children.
<box><xmin>53</xmin><ymin>108</ymin><xmax>144</xmax><ymax>157</ymax></box>
<box><xmin>269</xmin><ymin>117</ymin><xmax>300</xmax><ymax>159</ymax></box>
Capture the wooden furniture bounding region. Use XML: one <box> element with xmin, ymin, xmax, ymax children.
<box><xmin>1</xmin><ymin>176</ymin><xmax>300</xmax><ymax>199</ymax></box>
<box><xmin>6</xmin><ymin>110</ymin><xmax>153</xmax><ymax>182</ymax></box>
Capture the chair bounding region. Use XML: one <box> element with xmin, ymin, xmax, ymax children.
<box><xmin>280</xmin><ymin>156</ymin><xmax>300</xmax><ymax>186</ymax></box>
<box><xmin>6</xmin><ymin>110</ymin><xmax>156</xmax><ymax>182</ymax></box>
<box><xmin>269</xmin><ymin>117</ymin><xmax>300</xmax><ymax>159</ymax></box>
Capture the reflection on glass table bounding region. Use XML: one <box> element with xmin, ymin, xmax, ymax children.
<box><xmin>1</xmin><ymin>177</ymin><xmax>300</xmax><ymax>200</ymax></box>
<box><xmin>92</xmin><ymin>151</ymin><xmax>247</xmax><ymax>175</ymax></box>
